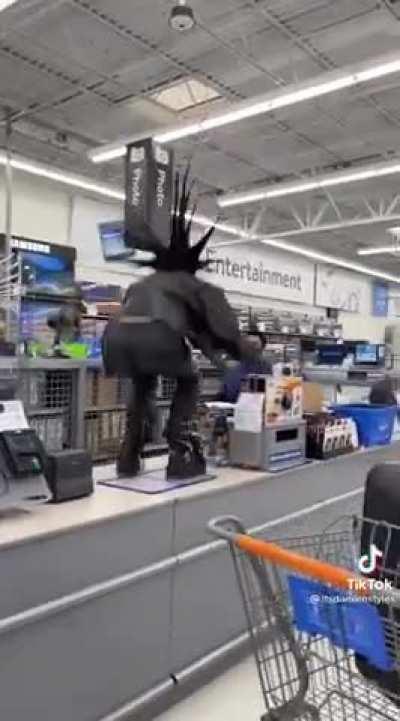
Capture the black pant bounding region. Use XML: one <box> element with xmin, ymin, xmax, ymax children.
<box><xmin>118</xmin><ymin>373</ymin><xmax>199</xmax><ymax>472</ymax></box>
<box><xmin>109</xmin><ymin>320</ymin><xmax>200</xmax><ymax>472</ymax></box>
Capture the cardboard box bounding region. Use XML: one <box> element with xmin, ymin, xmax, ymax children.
<box><xmin>264</xmin><ymin>376</ymin><xmax>303</xmax><ymax>424</ymax></box>
<box><xmin>303</xmin><ymin>382</ymin><xmax>325</xmax><ymax>414</ymax></box>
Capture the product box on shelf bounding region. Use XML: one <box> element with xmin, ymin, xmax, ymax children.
<box><xmin>96</xmin><ymin>375</ymin><xmax>120</xmax><ymax>407</ymax></box>
<box><xmin>305</xmin><ymin>412</ymin><xmax>358</xmax><ymax>460</ymax></box>
<box><xmin>240</xmin><ymin>374</ymin><xmax>303</xmax><ymax>426</ymax></box>
<box><xmin>264</xmin><ymin>376</ymin><xmax>303</xmax><ymax>425</ymax></box>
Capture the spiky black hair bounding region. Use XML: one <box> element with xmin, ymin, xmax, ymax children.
<box><xmin>125</xmin><ymin>166</ymin><xmax>215</xmax><ymax>274</ymax></box>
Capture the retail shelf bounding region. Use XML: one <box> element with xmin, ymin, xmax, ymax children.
<box><xmin>21</xmin><ymin>291</ymin><xmax>82</xmax><ymax>303</ymax></box>
<box><xmin>85</xmin><ymin>401</ymin><xmax>171</xmax><ymax>413</ymax></box>
<box><xmin>27</xmin><ymin>407</ymin><xmax>68</xmax><ymax>416</ymax></box>
<box><xmin>263</xmin><ymin>332</ymin><xmax>340</xmax><ymax>341</ymax></box>
<box><xmin>85</xmin><ymin>404</ymin><xmax>127</xmax><ymax>413</ymax></box>
<box><xmin>0</xmin><ymin>357</ymin><xmax>84</xmax><ymax>371</ymax></box>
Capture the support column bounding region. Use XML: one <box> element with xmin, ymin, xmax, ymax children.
<box><xmin>4</xmin><ymin>113</ymin><xmax>13</xmax><ymax>342</ymax></box>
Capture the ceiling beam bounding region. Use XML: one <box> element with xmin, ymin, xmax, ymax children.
<box><xmin>269</xmin><ymin>212</ymin><xmax>400</xmax><ymax>239</ymax></box>
<box><xmin>89</xmin><ymin>51</ymin><xmax>400</xmax><ymax>163</ymax></box>
<box><xmin>212</xmin><ymin>210</ymin><xmax>400</xmax><ymax>246</ymax></box>
<box><xmin>219</xmin><ymin>157</ymin><xmax>400</xmax><ymax>208</ymax></box>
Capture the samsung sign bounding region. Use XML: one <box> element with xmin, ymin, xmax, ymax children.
<box><xmin>201</xmin><ymin>243</ymin><xmax>314</xmax><ymax>304</ymax></box>
<box><xmin>11</xmin><ymin>238</ymin><xmax>50</xmax><ymax>254</ymax></box>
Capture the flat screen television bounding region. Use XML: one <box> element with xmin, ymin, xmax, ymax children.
<box><xmin>355</xmin><ymin>343</ymin><xmax>385</xmax><ymax>366</ymax></box>
<box><xmin>98</xmin><ymin>222</ymin><xmax>133</xmax><ymax>261</ymax></box>
<box><xmin>98</xmin><ymin>221</ymin><xmax>155</xmax><ymax>265</ymax></box>
<box><xmin>317</xmin><ymin>344</ymin><xmax>346</xmax><ymax>366</ymax></box>
<box><xmin>0</xmin><ymin>235</ymin><xmax>76</xmax><ymax>298</ymax></box>
<box><xmin>20</xmin><ymin>298</ymin><xmax>64</xmax><ymax>346</ymax></box>
<box><xmin>20</xmin><ymin>300</ymin><xmax>107</xmax><ymax>358</ymax></box>
<box><xmin>19</xmin><ymin>250</ymin><xmax>75</xmax><ymax>297</ymax></box>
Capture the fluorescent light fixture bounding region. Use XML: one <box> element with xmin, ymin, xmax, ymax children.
<box><xmin>0</xmin><ymin>152</ymin><xmax>125</xmax><ymax>201</ymax></box>
<box><xmin>2</xmin><ymin>150</ymin><xmax>399</xmax><ymax>282</ymax></box>
<box><xmin>261</xmin><ymin>238</ymin><xmax>400</xmax><ymax>283</ymax></box>
<box><xmin>153</xmin><ymin>58</ymin><xmax>400</xmax><ymax>144</ymax></box>
<box><xmin>210</xmin><ymin>225</ymin><xmax>400</xmax><ymax>283</ymax></box>
<box><xmin>153</xmin><ymin>78</ymin><xmax>357</xmax><ymax>144</ymax></box>
<box><xmin>0</xmin><ymin>1</ymin><xmax>18</xmax><ymax>11</ymax></box>
<box><xmin>358</xmin><ymin>246</ymin><xmax>400</xmax><ymax>256</ymax></box>
<box><xmin>89</xmin><ymin>53</ymin><xmax>400</xmax><ymax>162</ymax></box>
<box><xmin>358</xmin><ymin>225</ymin><xmax>400</xmax><ymax>254</ymax></box>
<box><xmin>0</xmin><ymin>152</ymin><xmax>242</xmax><ymax>236</ymax></box>
<box><xmin>219</xmin><ymin>160</ymin><xmax>400</xmax><ymax>208</ymax></box>
<box><xmin>90</xmin><ymin>147</ymin><xmax>127</xmax><ymax>164</ymax></box>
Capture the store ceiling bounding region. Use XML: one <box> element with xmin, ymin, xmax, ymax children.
<box><xmin>2</xmin><ymin>0</ymin><xmax>400</xmax><ymax>273</ymax></box>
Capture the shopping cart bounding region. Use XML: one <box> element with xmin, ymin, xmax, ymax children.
<box><xmin>208</xmin><ymin>515</ymin><xmax>400</xmax><ymax>720</ymax></box>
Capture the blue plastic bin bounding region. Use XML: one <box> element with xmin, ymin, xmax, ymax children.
<box><xmin>331</xmin><ymin>403</ymin><xmax>396</xmax><ymax>447</ymax></box>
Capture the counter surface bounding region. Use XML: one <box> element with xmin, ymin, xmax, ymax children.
<box><xmin>1</xmin><ymin>443</ymin><xmax>399</xmax><ymax>549</ymax></box>
<box><xmin>2</xmin><ymin>442</ymin><xmax>400</xmax><ymax>721</ymax></box>
<box><xmin>0</xmin><ymin>465</ymin><xmax>264</xmax><ymax>549</ymax></box>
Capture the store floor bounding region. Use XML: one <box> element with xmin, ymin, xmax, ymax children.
<box><xmin>153</xmin><ymin>490</ymin><xmax>364</xmax><ymax>721</ymax></box>
<box><xmin>154</xmin><ymin>656</ymin><xmax>263</xmax><ymax>721</ymax></box>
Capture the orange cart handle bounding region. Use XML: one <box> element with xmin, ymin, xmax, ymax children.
<box><xmin>208</xmin><ymin>516</ymin><xmax>369</xmax><ymax>598</ymax></box>
<box><xmin>235</xmin><ymin>533</ymin><xmax>367</xmax><ymax>596</ymax></box>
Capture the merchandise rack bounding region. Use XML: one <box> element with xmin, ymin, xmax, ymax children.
<box><xmin>83</xmin><ymin>359</ymin><xmax>223</xmax><ymax>462</ymax></box>
<box><xmin>0</xmin><ymin>357</ymin><xmax>223</xmax><ymax>462</ymax></box>
<box><xmin>0</xmin><ymin>357</ymin><xmax>85</xmax><ymax>453</ymax></box>
<box><xmin>1</xmin><ymin>316</ymin><xmax>342</xmax><ymax>462</ymax></box>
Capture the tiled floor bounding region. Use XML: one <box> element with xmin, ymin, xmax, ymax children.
<box><xmin>154</xmin><ymin>656</ymin><xmax>264</xmax><ymax>721</ymax></box>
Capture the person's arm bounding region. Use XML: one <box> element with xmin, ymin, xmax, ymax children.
<box><xmin>196</xmin><ymin>284</ymin><xmax>243</xmax><ymax>360</ymax></box>
<box><xmin>194</xmin><ymin>331</ymin><xmax>228</xmax><ymax>373</ymax></box>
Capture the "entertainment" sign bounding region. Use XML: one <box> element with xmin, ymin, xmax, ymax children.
<box><xmin>201</xmin><ymin>242</ymin><xmax>314</xmax><ymax>304</ymax></box>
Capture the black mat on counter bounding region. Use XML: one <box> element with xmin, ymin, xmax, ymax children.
<box><xmin>99</xmin><ymin>469</ymin><xmax>216</xmax><ymax>495</ymax></box>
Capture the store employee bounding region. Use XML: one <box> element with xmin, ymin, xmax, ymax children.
<box><xmin>219</xmin><ymin>329</ymin><xmax>272</xmax><ymax>403</ymax></box>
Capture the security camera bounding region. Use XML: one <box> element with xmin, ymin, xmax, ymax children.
<box><xmin>169</xmin><ymin>1</ymin><xmax>195</xmax><ymax>32</ymax></box>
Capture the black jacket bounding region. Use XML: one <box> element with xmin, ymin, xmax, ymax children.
<box><xmin>103</xmin><ymin>271</ymin><xmax>242</xmax><ymax>374</ymax></box>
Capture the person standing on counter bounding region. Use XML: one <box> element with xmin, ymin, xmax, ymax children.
<box><xmin>102</xmin><ymin>168</ymin><xmax>257</xmax><ymax>481</ymax></box>
<box><xmin>219</xmin><ymin>326</ymin><xmax>272</xmax><ymax>403</ymax></box>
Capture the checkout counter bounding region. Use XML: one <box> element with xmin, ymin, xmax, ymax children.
<box><xmin>2</xmin><ymin>345</ymin><xmax>400</xmax><ymax>720</ymax></box>
<box><xmin>302</xmin><ymin>366</ymin><xmax>400</xmax><ymax>405</ymax></box>
<box><xmin>2</xmin><ymin>442</ymin><xmax>400</xmax><ymax>721</ymax></box>
<box><xmin>303</xmin><ymin>341</ymin><xmax>396</xmax><ymax>404</ymax></box>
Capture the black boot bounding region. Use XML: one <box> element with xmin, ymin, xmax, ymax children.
<box><xmin>117</xmin><ymin>376</ymin><xmax>156</xmax><ymax>478</ymax></box>
<box><xmin>116</xmin><ymin>454</ymin><xmax>142</xmax><ymax>478</ymax></box>
<box><xmin>166</xmin><ymin>427</ymin><xmax>206</xmax><ymax>481</ymax></box>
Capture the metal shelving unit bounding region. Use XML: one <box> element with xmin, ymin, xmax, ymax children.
<box><xmin>0</xmin><ymin>326</ymin><xmax>330</xmax><ymax>462</ymax></box>
<box><xmin>0</xmin><ymin>357</ymin><xmax>84</xmax><ymax>454</ymax></box>
<box><xmin>82</xmin><ymin>359</ymin><xmax>224</xmax><ymax>463</ymax></box>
